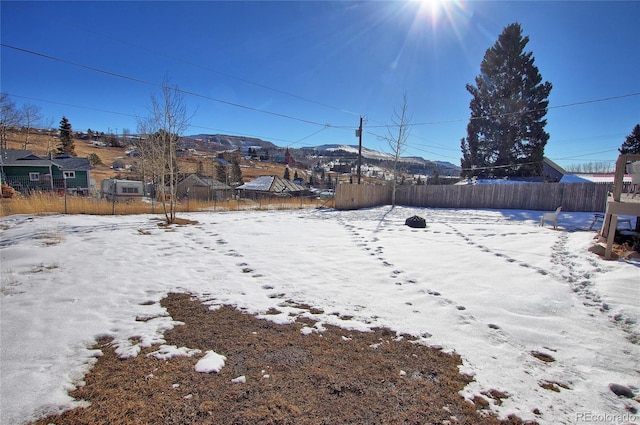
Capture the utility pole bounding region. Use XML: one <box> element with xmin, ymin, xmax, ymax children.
<box><xmin>357</xmin><ymin>116</ymin><xmax>363</xmax><ymax>184</ymax></box>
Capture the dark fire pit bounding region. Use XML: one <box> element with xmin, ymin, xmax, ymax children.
<box><xmin>405</xmin><ymin>215</ymin><xmax>427</xmax><ymax>228</ymax></box>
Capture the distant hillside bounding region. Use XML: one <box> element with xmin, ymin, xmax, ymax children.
<box><xmin>180</xmin><ymin>136</ymin><xmax>460</xmax><ymax>176</ymax></box>
<box><xmin>300</xmin><ymin>144</ymin><xmax>461</xmax><ymax>176</ymax></box>
<box><xmin>183</xmin><ymin>134</ymin><xmax>279</xmax><ymax>152</ymax></box>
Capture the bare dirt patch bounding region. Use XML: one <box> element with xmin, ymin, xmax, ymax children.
<box><xmin>33</xmin><ymin>293</ymin><xmax>535</xmax><ymax>424</ymax></box>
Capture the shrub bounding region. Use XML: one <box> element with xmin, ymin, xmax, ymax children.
<box><xmin>1</xmin><ymin>183</ymin><xmax>16</xmax><ymax>198</ymax></box>
<box><xmin>88</xmin><ymin>153</ymin><xmax>103</xmax><ymax>166</ymax></box>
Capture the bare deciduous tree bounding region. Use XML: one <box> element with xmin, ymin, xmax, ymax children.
<box><xmin>383</xmin><ymin>93</ymin><xmax>411</xmax><ymax>207</ymax></box>
<box><xmin>21</xmin><ymin>104</ymin><xmax>43</xmax><ymax>150</ymax></box>
<box><xmin>42</xmin><ymin>117</ymin><xmax>56</xmax><ymax>155</ymax></box>
<box><xmin>1</xmin><ymin>93</ymin><xmax>23</xmax><ymax>150</ymax></box>
<box><xmin>136</xmin><ymin>80</ymin><xmax>192</xmax><ymax>224</ymax></box>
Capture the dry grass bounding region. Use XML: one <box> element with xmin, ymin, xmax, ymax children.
<box><xmin>33</xmin><ymin>293</ymin><xmax>535</xmax><ymax>425</ymax></box>
<box><xmin>0</xmin><ymin>194</ymin><xmax>332</xmax><ymax>217</ymax></box>
<box><xmin>3</xmin><ymin>130</ymin><xmax>336</xmax><ymax>217</ymax></box>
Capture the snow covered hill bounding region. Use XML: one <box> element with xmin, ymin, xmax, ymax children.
<box><xmin>301</xmin><ymin>144</ymin><xmax>460</xmax><ymax>176</ymax></box>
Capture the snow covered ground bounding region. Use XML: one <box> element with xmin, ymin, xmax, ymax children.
<box><xmin>1</xmin><ymin>206</ymin><xmax>639</xmax><ymax>424</ymax></box>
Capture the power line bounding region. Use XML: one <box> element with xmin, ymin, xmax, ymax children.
<box><xmin>7</xmin><ymin>94</ymin><xmax>139</xmax><ymax>119</ymax></box>
<box><xmin>6</xmin><ymin>93</ymin><xmax>296</xmax><ymax>144</ymax></box>
<box><xmin>289</xmin><ymin>126</ymin><xmax>330</xmax><ymax>147</ymax></box>
<box><xmin>1</xmin><ymin>43</ymin><xmax>355</xmax><ymax>130</ymax></box>
<box><xmin>555</xmin><ymin>149</ymin><xmax>621</xmax><ymax>160</ymax></box>
<box><xmin>13</xmin><ymin>1</ymin><xmax>362</xmax><ymax>119</ymax></box>
<box><xmin>5</xmin><ymin>43</ymin><xmax>635</xmax><ymax>167</ymax></box>
<box><xmin>459</xmin><ymin>160</ymin><xmax>541</xmax><ymax>172</ymax></box>
<box><xmin>365</xmin><ymin>92</ymin><xmax>640</xmax><ymax>129</ymax></box>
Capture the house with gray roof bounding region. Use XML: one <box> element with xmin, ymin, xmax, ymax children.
<box><xmin>175</xmin><ymin>173</ymin><xmax>233</xmax><ymax>201</ymax></box>
<box><xmin>0</xmin><ymin>149</ymin><xmax>91</xmax><ymax>195</ymax></box>
<box><xmin>236</xmin><ymin>175</ymin><xmax>308</xmax><ymax>199</ymax></box>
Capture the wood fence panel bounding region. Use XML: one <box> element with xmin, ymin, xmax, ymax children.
<box><xmin>334</xmin><ymin>184</ymin><xmax>391</xmax><ymax>210</ymax></box>
<box><xmin>336</xmin><ymin>182</ymin><xmax>609</xmax><ymax>212</ymax></box>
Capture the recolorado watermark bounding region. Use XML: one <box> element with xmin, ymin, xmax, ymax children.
<box><xmin>575</xmin><ymin>411</ymin><xmax>638</xmax><ymax>424</ymax></box>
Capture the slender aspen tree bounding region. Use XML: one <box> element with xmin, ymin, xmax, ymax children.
<box><xmin>137</xmin><ymin>79</ymin><xmax>192</xmax><ymax>224</ymax></box>
<box><xmin>384</xmin><ymin>93</ymin><xmax>411</xmax><ymax>208</ymax></box>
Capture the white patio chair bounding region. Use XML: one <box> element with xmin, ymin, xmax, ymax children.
<box><xmin>540</xmin><ymin>206</ymin><xmax>562</xmax><ymax>230</ymax></box>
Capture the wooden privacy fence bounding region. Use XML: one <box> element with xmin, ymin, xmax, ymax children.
<box><xmin>335</xmin><ymin>182</ymin><xmax>610</xmax><ymax>212</ymax></box>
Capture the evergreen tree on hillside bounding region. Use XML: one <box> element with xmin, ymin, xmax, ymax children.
<box><xmin>619</xmin><ymin>124</ymin><xmax>640</xmax><ymax>155</ymax></box>
<box><xmin>429</xmin><ymin>168</ymin><xmax>441</xmax><ymax>185</ymax></box>
<box><xmin>284</xmin><ymin>167</ymin><xmax>291</xmax><ymax>181</ymax></box>
<box><xmin>461</xmin><ymin>23</ymin><xmax>552</xmax><ymax>178</ymax></box>
<box><xmin>216</xmin><ymin>161</ymin><xmax>228</xmax><ymax>184</ymax></box>
<box><xmin>230</xmin><ymin>157</ymin><xmax>243</xmax><ymax>186</ymax></box>
<box><xmin>57</xmin><ymin>116</ymin><xmax>76</xmax><ymax>156</ymax></box>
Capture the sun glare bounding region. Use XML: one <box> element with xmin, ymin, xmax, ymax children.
<box><xmin>409</xmin><ymin>0</ymin><xmax>469</xmax><ymax>30</ymax></box>
<box><xmin>406</xmin><ymin>0</ymin><xmax>471</xmax><ymax>44</ymax></box>
<box><xmin>412</xmin><ymin>0</ymin><xmax>446</xmax><ymax>25</ymax></box>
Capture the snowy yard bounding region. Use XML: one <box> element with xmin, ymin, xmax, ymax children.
<box><xmin>1</xmin><ymin>206</ymin><xmax>639</xmax><ymax>424</ymax></box>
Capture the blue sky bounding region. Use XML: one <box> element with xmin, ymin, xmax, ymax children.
<box><xmin>2</xmin><ymin>1</ymin><xmax>639</xmax><ymax>169</ymax></box>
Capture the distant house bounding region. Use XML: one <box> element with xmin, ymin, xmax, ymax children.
<box><xmin>331</xmin><ymin>164</ymin><xmax>352</xmax><ymax>174</ymax></box>
<box><xmin>561</xmin><ymin>172</ymin><xmax>636</xmax><ymax>195</ymax></box>
<box><xmin>0</xmin><ymin>149</ymin><xmax>91</xmax><ymax>195</ymax></box>
<box><xmin>236</xmin><ymin>175</ymin><xmax>308</xmax><ymax>199</ymax></box>
<box><xmin>175</xmin><ymin>174</ymin><xmax>233</xmax><ymax>201</ymax></box>
<box><xmin>564</xmin><ymin>174</ymin><xmax>632</xmax><ymax>184</ymax></box>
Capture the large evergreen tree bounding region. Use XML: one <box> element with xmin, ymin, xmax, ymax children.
<box><xmin>619</xmin><ymin>124</ymin><xmax>640</xmax><ymax>155</ymax></box>
<box><xmin>461</xmin><ymin>23</ymin><xmax>552</xmax><ymax>178</ymax></box>
<box><xmin>57</xmin><ymin>116</ymin><xmax>76</xmax><ymax>156</ymax></box>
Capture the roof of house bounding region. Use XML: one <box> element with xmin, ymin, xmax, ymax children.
<box><xmin>237</xmin><ymin>175</ymin><xmax>306</xmax><ymax>192</ymax></box>
<box><xmin>559</xmin><ymin>174</ymin><xmax>592</xmax><ymax>183</ymax></box>
<box><xmin>455</xmin><ymin>177</ymin><xmax>536</xmax><ymax>185</ymax></box>
<box><xmin>542</xmin><ymin>157</ymin><xmax>567</xmax><ymax>175</ymax></box>
<box><xmin>1</xmin><ymin>149</ymin><xmax>90</xmax><ymax>171</ymax></box>
<box><xmin>1</xmin><ymin>149</ymin><xmax>52</xmax><ymax>167</ymax></box>
<box><xmin>179</xmin><ymin>174</ymin><xmax>232</xmax><ymax>190</ymax></box>
<box><xmin>54</xmin><ymin>156</ymin><xmax>91</xmax><ymax>171</ymax></box>
<box><xmin>571</xmin><ymin>173</ymin><xmax>632</xmax><ymax>183</ymax></box>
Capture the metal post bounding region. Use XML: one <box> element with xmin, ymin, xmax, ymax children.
<box><xmin>357</xmin><ymin>116</ymin><xmax>363</xmax><ymax>184</ymax></box>
<box><xmin>112</xmin><ymin>180</ymin><xmax>116</xmax><ymax>215</ymax></box>
<box><xmin>63</xmin><ymin>175</ymin><xmax>67</xmax><ymax>214</ymax></box>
